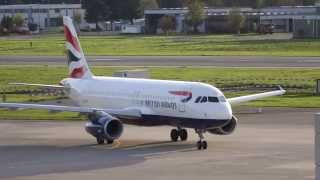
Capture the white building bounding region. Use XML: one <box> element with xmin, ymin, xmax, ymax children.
<box><xmin>0</xmin><ymin>4</ymin><xmax>85</xmax><ymax>31</ymax></box>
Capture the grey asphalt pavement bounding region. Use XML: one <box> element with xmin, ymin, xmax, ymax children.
<box><xmin>0</xmin><ymin>56</ymin><xmax>320</xmax><ymax>67</ymax></box>
<box><xmin>0</xmin><ymin>107</ymin><xmax>316</xmax><ymax>180</ymax></box>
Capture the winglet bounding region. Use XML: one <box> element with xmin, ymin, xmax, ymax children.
<box><xmin>277</xmin><ymin>85</ymin><xmax>284</xmax><ymax>91</ymax></box>
<box><xmin>276</xmin><ymin>85</ymin><xmax>286</xmax><ymax>94</ymax></box>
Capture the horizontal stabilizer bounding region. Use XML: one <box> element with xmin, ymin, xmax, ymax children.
<box><xmin>9</xmin><ymin>83</ymin><xmax>64</xmax><ymax>89</ymax></box>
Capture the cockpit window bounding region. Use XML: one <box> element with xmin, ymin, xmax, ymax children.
<box><xmin>200</xmin><ymin>96</ymin><xmax>207</xmax><ymax>103</ymax></box>
<box><xmin>195</xmin><ymin>96</ymin><xmax>202</xmax><ymax>103</ymax></box>
<box><xmin>208</xmin><ymin>96</ymin><xmax>219</xmax><ymax>103</ymax></box>
<box><xmin>195</xmin><ymin>96</ymin><xmax>222</xmax><ymax>103</ymax></box>
<box><xmin>218</xmin><ymin>96</ymin><xmax>226</xmax><ymax>102</ymax></box>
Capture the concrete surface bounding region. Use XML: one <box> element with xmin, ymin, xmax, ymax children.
<box><xmin>1</xmin><ymin>56</ymin><xmax>320</xmax><ymax>67</ymax></box>
<box><xmin>316</xmin><ymin>114</ymin><xmax>320</xmax><ymax>180</ymax></box>
<box><xmin>0</xmin><ymin>107</ymin><xmax>316</xmax><ymax>180</ymax></box>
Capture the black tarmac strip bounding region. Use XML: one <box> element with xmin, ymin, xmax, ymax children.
<box><xmin>1</xmin><ymin>56</ymin><xmax>320</xmax><ymax>67</ymax></box>
<box><xmin>0</xmin><ymin>107</ymin><xmax>316</xmax><ymax>180</ymax></box>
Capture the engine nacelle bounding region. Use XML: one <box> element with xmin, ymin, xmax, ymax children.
<box><xmin>208</xmin><ymin>115</ymin><xmax>238</xmax><ymax>135</ymax></box>
<box><xmin>85</xmin><ymin>112</ymin><xmax>123</xmax><ymax>141</ymax></box>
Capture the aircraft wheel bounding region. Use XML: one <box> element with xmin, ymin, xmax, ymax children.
<box><xmin>106</xmin><ymin>139</ymin><xmax>114</xmax><ymax>144</ymax></box>
<box><xmin>202</xmin><ymin>141</ymin><xmax>208</xmax><ymax>150</ymax></box>
<box><xmin>180</xmin><ymin>129</ymin><xmax>188</xmax><ymax>141</ymax></box>
<box><xmin>170</xmin><ymin>129</ymin><xmax>179</xmax><ymax>142</ymax></box>
<box><xmin>196</xmin><ymin>140</ymin><xmax>208</xmax><ymax>150</ymax></box>
<box><xmin>197</xmin><ymin>141</ymin><xmax>202</xmax><ymax>150</ymax></box>
<box><xmin>96</xmin><ymin>137</ymin><xmax>105</xmax><ymax>145</ymax></box>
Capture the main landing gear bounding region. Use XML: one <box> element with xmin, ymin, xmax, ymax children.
<box><xmin>195</xmin><ymin>129</ymin><xmax>207</xmax><ymax>150</ymax></box>
<box><xmin>170</xmin><ymin>128</ymin><xmax>208</xmax><ymax>150</ymax></box>
<box><xmin>96</xmin><ymin>137</ymin><xmax>114</xmax><ymax>145</ymax></box>
<box><xmin>170</xmin><ymin>128</ymin><xmax>188</xmax><ymax>142</ymax></box>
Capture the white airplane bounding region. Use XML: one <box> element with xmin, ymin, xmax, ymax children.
<box><xmin>0</xmin><ymin>17</ymin><xmax>286</xmax><ymax>150</ymax></box>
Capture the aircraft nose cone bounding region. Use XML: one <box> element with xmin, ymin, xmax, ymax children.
<box><xmin>224</xmin><ymin>103</ymin><xmax>233</xmax><ymax>120</ymax></box>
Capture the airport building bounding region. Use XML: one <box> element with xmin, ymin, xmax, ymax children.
<box><xmin>145</xmin><ymin>5</ymin><xmax>320</xmax><ymax>38</ymax></box>
<box><xmin>0</xmin><ymin>3</ymin><xmax>85</xmax><ymax>31</ymax></box>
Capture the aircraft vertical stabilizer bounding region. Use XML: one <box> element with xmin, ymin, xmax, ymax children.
<box><xmin>63</xmin><ymin>16</ymin><xmax>93</xmax><ymax>79</ymax></box>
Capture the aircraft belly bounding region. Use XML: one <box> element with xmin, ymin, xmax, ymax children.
<box><xmin>121</xmin><ymin>115</ymin><xmax>229</xmax><ymax>129</ymax></box>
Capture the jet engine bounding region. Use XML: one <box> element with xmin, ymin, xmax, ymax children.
<box><xmin>85</xmin><ymin>111</ymin><xmax>123</xmax><ymax>141</ymax></box>
<box><xmin>208</xmin><ymin>116</ymin><xmax>238</xmax><ymax>135</ymax></box>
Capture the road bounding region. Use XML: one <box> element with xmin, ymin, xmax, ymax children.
<box><xmin>0</xmin><ymin>56</ymin><xmax>320</xmax><ymax>67</ymax></box>
<box><xmin>0</xmin><ymin>107</ymin><xmax>316</xmax><ymax>180</ymax></box>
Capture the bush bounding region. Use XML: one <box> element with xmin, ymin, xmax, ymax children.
<box><xmin>158</xmin><ymin>15</ymin><xmax>175</xmax><ymax>35</ymax></box>
<box><xmin>13</xmin><ymin>14</ymin><xmax>24</xmax><ymax>27</ymax></box>
<box><xmin>228</xmin><ymin>8</ymin><xmax>246</xmax><ymax>34</ymax></box>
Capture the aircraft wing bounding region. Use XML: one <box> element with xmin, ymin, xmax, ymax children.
<box><xmin>9</xmin><ymin>83</ymin><xmax>64</xmax><ymax>89</ymax></box>
<box><xmin>227</xmin><ymin>86</ymin><xmax>286</xmax><ymax>105</ymax></box>
<box><xmin>0</xmin><ymin>103</ymin><xmax>141</xmax><ymax>119</ymax></box>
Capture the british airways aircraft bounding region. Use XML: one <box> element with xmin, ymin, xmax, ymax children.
<box><xmin>0</xmin><ymin>17</ymin><xmax>286</xmax><ymax>150</ymax></box>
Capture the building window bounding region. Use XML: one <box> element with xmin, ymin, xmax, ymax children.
<box><xmin>32</xmin><ymin>9</ymin><xmax>40</xmax><ymax>13</ymax></box>
<box><xmin>55</xmin><ymin>9</ymin><xmax>60</xmax><ymax>13</ymax></box>
<box><xmin>39</xmin><ymin>9</ymin><xmax>48</xmax><ymax>13</ymax></box>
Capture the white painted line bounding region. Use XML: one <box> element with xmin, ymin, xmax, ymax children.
<box><xmin>298</xmin><ymin>60</ymin><xmax>320</xmax><ymax>63</ymax></box>
<box><xmin>94</xmin><ymin>58</ymin><xmax>122</xmax><ymax>61</ymax></box>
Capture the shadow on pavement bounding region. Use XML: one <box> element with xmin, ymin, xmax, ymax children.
<box><xmin>0</xmin><ymin>140</ymin><xmax>196</xmax><ymax>178</ymax></box>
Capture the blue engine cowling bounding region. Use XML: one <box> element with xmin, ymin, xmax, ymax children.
<box><xmin>208</xmin><ymin>115</ymin><xmax>238</xmax><ymax>135</ymax></box>
<box><xmin>85</xmin><ymin>111</ymin><xmax>123</xmax><ymax>141</ymax></box>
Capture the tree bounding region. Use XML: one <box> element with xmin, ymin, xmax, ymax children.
<box><xmin>107</xmin><ymin>0</ymin><xmax>142</xmax><ymax>24</ymax></box>
<box><xmin>119</xmin><ymin>0</ymin><xmax>142</xmax><ymax>24</ymax></box>
<box><xmin>254</xmin><ymin>0</ymin><xmax>266</xmax><ymax>8</ymax></box>
<box><xmin>140</xmin><ymin>0</ymin><xmax>159</xmax><ymax>16</ymax></box>
<box><xmin>158</xmin><ymin>15</ymin><xmax>175</xmax><ymax>35</ymax></box>
<box><xmin>13</xmin><ymin>13</ymin><xmax>24</xmax><ymax>27</ymax></box>
<box><xmin>228</xmin><ymin>8</ymin><xmax>245</xmax><ymax>34</ymax></box>
<box><xmin>185</xmin><ymin>0</ymin><xmax>206</xmax><ymax>33</ymax></box>
<box><xmin>82</xmin><ymin>0</ymin><xmax>110</xmax><ymax>30</ymax></box>
<box><xmin>205</xmin><ymin>0</ymin><xmax>224</xmax><ymax>7</ymax></box>
<box><xmin>73</xmin><ymin>11</ymin><xmax>82</xmax><ymax>25</ymax></box>
<box><xmin>158</xmin><ymin>0</ymin><xmax>183</xmax><ymax>8</ymax></box>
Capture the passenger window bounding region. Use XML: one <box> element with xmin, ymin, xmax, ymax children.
<box><xmin>195</xmin><ymin>96</ymin><xmax>202</xmax><ymax>103</ymax></box>
<box><xmin>200</xmin><ymin>96</ymin><xmax>207</xmax><ymax>103</ymax></box>
<box><xmin>208</xmin><ymin>97</ymin><xmax>219</xmax><ymax>103</ymax></box>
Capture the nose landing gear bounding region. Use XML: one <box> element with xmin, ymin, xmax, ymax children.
<box><xmin>96</xmin><ymin>137</ymin><xmax>114</xmax><ymax>145</ymax></box>
<box><xmin>196</xmin><ymin>129</ymin><xmax>207</xmax><ymax>150</ymax></box>
<box><xmin>170</xmin><ymin>128</ymin><xmax>208</xmax><ymax>150</ymax></box>
<box><xmin>170</xmin><ymin>128</ymin><xmax>188</xmax><ymax>142</ymax></box>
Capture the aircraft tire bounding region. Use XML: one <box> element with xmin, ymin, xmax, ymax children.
<box><xmin>106</xmin><ymin>139</ymin><xmax>114</xmax><ymax>144</ymax></box>
<box><xmin>180</xmin><ymin>129</ymin><xmax>188</xmax><ymax>141</ymax></box>
<box><xmin>170</xmin><ymin>129</ymin><xmax>179</xmax><ymax>142</ymax></box>
<box><xmin>96</xmin><ymin>137</ymin><xmax>105</xmax><ymax>145</ymax></box>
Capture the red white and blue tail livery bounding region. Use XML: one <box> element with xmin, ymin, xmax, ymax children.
<box><xmin>0</xmin><ymin>16</ymin><xmax>286</xmax><ymax>150</ymax></box>
<box><xmin>63</xmin><ymin>16</ymin><xmax>92</xmax><ymax>79</ymax></box>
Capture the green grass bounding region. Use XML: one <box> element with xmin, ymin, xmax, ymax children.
<box><xmin>1</xmin><ymin>65</ymin><xmax>320</xmax><ymax>120</ymax></box>
<box><xmin>0</xmin><ymin>109</ymin><xmax>85</xmax><ymax>121</ymax></box>
<box><xmin>0</xmin><ymin>66</ymin><xmax>319</xmax><ymax>88</ymax></box>
<box><xmin>0</xmin><ymin>34</ymin><xmax>319</xmax><ymax>56</ymax></box>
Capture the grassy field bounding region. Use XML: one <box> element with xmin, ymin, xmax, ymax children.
<box><xmin>0</xmin><ymin>34</ymin><xmax>319</xmax><ymax>56</ymax></box>
<box><xmin>1</xmin><ymin>65</ymin><xmax>320</xmax><ymax>120</ymax></box>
